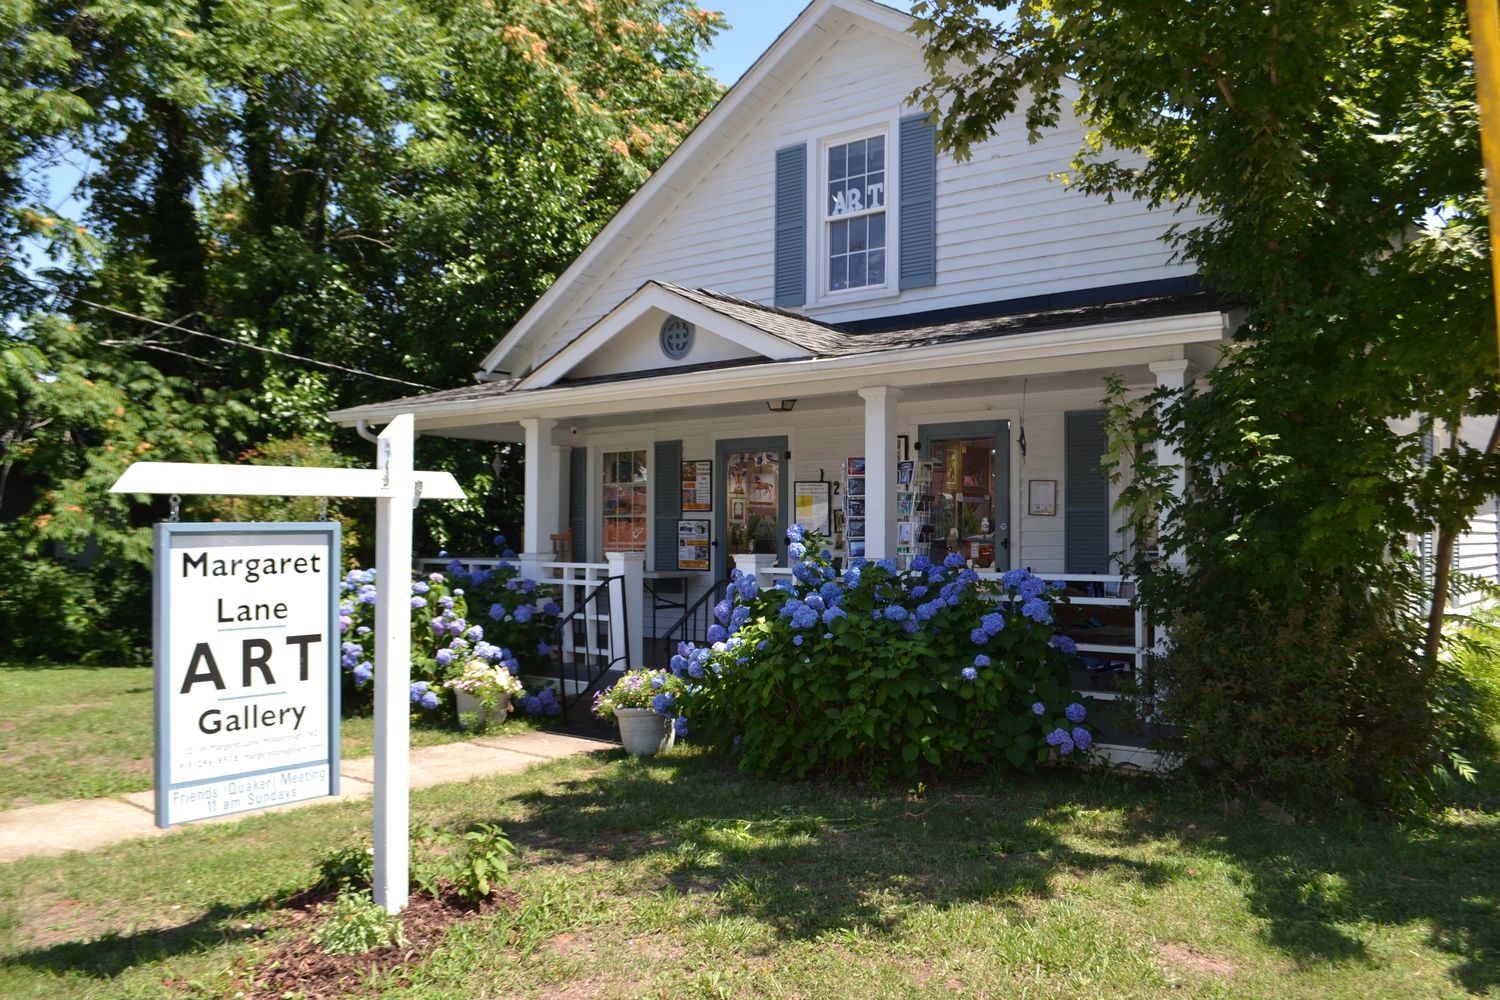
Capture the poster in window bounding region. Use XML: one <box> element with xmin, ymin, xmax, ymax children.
<box><xmin>897</xmin><ymin>460</ymin><xmax>914</xmax><ymax>485</ymax></box>
<box><xmin>793</xmin><ymin>481</ymin><xmax>832</xmax><ymax>536</ymax></box>
<box><xmin>681</xmin><ymin>460</ymin><xmax>712</xmax><ymax>512</ymax></box>
<box><xmin>677</xmin><ymin>519</ymin><xmax>710</xmax><ymax>571</ymax></box>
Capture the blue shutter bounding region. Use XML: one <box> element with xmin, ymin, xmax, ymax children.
<box><xmin>1065</xmin><ymin>411</ymin><xmax>1110</xmax><ymax>574</ymax></box>
<box><xmin>653</xmin><ymin>440</ymin><xmax>682</xmax><ymax>572</ymax></box>
<box><xmin>568</xmin><ymin>447</ymin><xmax>587</xmax><ymax>562</ymax></box>
<box><xmin>898</xmin><ymin>113</ymin><xmax>937</xmax><ymax>290</ymax></box>
<box><xmin>774</xmin><ymin>144</ymin><xmax>806</xmax><ymax>307</ymax></box>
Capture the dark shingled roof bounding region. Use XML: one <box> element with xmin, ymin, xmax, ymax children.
<box><xmin>340</xmin><ymin>282</ymin><xmax>1227</xmax><ymax>415</ymax></box>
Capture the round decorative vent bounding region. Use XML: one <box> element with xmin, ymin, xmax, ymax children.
<box><xmin>659</xmin><ymin>316</ymin><xmax>694</xmax><ymax>360</ymax></box>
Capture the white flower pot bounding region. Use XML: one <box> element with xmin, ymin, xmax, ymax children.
<box><xmin>615</xmin><ymin>707</ymin><xmax>675</xmax><ymax>756</ymax></box>
<box><xmin>455</xmin><ymin>690</ymin><xmax>509</xmax><ymax>730</ymax></box>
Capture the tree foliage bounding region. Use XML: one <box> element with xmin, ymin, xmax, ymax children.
<box><xmin>0</xmin><ymin>0</ymin><xmax>723</xmax><ymax>660</ymax></box>
<box><xmin>913</xmin><ymin>0</ymin><xmax>1499</xmax><ymax>809</ymax></box>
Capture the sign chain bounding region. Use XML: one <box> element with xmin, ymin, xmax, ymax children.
<box><xmin>169</xmin><ymin>494</ymin><xmax>181</xmax><ymax>523</ymax></box>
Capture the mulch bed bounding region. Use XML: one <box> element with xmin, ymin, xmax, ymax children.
<box><xmin>237</xmin><ymin>885</ymin><xmax>518</xmax><ymax>999</ymax></box>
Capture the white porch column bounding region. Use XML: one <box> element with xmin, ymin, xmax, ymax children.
<box><xmin>1147</xmin><ymin>360</ymin><xmax>1197</xmax><ymax>570</ymax></box>
<box><xmin>519</xmin><ymin>417</ymin><xmax>558</xmax><ymax>580</ymax></box>
<box><xmin>606</xmin><ymin>551</ymin><xmax>645</xmax><ymax>668</ymax></box>
<box><xmin>858</xmin><ymin>386</ymin><xmax>903</xmax><ymax>560</ymax></box>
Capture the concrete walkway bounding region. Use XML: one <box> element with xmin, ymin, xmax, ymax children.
<box><xmin>0</xmin><ymin>729</ymin><xmax>617</xmax><ymax>865</ymax></box>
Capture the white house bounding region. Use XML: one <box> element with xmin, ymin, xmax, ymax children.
<box><xmin>331</xmin><ymin>0</ymin><xmax>1234</xmax><ymax>748</ymax></box>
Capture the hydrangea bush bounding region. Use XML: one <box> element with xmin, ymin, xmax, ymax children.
<box><xmin>338</xmin><ymin>536</ymin><xmax>562</xmax><ymax>720</ymax></box>
<box><xmin>676</xmin><ymin>527</ymin><xmax>1093</xmax><ymax>781</ymax></box>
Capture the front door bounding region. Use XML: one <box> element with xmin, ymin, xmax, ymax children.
<box><xmin>918</xmin><ymin>421</ymin><xmax>1010</xmax><ymax>571</ymax></box>
<box><xmin>715</xmin><ymin>437</ymin><xmax>789</xmax><ymax>578</ymax></box>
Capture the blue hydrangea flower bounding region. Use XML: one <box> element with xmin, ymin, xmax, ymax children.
<box><xmin>674</xmin><ymin>716</ymin><xmax>689</xmax><ymax>737</ymax></box>
<box><xmin>915</xmin><ymin>601</ymin><xmax>938</xmax><ymax>621</ymax></box>
<box><xmin>353</xmin><ymin>663</ymin><xmax>373</xmax><ymax>686</ymax></box>
<box><xmin>973</xmin><ymin>654</ymin><xmax>991</xmax><ymax>668</ymax></box>
<box><xmin>793</xmin><ymin>561</ymin><xmax>820</xmax><ymax>584</ymax></box>
<box><xmin>714</xmin><ymin>599</ymin><xmax>733</xmax><ymax>624</ymax></box>
<box><xmin>1050</xmin><ymin>635</ymin><xmax>1078</xmax><ymax>655</ymax></box>
<box><xmin>537</xmin><ymin>641</ymin><xmax>552</xmax><ymax>655</ymax></box>
<box><xmin>513</xmin><ymin>605</ymin><xmax>534</xmax><ymax>623</ymax></box>
<box><xmin>792</xmin><ymin>605</ymin><xmax>818</xmax><ymax>630</ymax></box>
<box><xmin>542</xmin><ymin>601</ymin><xmax>561</xmax><ymax>616</ymax></box>
<box><xmin>911</xmin><ymin>555</ymin><xmax>932</xmax><ymax>572</ymax></box>
<box><xmin>465</xmin><ymin>625</ymin><xmax>484</xmax><ymax>642</ymax></box>
<box><xmin>356</xmin><ymin>625</ymin><xmax>371</xmax><ymax>636</ymax></box>
<box><xmin>1072</xmin><ymin>727</ymin><xmax>1093</xmax><ymax>751</ymax></box>
<box><xmin>438</xmin><ymin>596</ymin><xmax>455</xmax><ymax>610</ymax></box>
<box><xmin>436</xmin><ymin>648</ymin><xmax>455</xmax><ymax>667</ymax></box>
<box><xmin>1020</xmin><ymin>597</ymin><xmax>1051</xmax><ymax>624</ymax></box>
<box><xmin>981</xmin><ymin>611</ymin><xmax>1005</xmax><ymax>636</ymax></box>
<box><xmin>1046</xmin><ymin>727</ymin><xmax>1075</xmax><ymax>754</ymax></box>
<box><xmin>707</xmin><ymin>624</ymin><xmax>728</xmax><ymax>644</ymax></box>
<box><xmin>789</xmin><ymin>541</ymin><xmax>808</xmax><ymax>561</ymax></box>
<box><xmin>910</xmin><ymin>585</ymin><xmax>928</xmax><ymax>599</ymax></box>
<box><xmin>961</xmin><ymin>666</ymin><xmax>978</xmax><ymax>681</ymax></box>
<box><xmin>1018</xmin><ymin>575</ymin><xmax>1047</xmax><ymax>600</ymax></box>
<box><xmin>876</xmin><ymin>558</ymin><xmax>898</xmax><ymax>573</ymax></box>
<box><xmin>902</xmin><ymin>617</ymin><xmax>919</xmax><ymax>633</ymax></box>
<box><xmin>786</xmin><ymin>523</ymin><xmax>806</xmax><ymax>543</ymax></box>
<box><xmin>883</xmin><ymin>604</ymin><xmax>908</xmax><ymax>622</ymax></box>
<box><xmin>793</xmin><ymin>634</ymin><xmax>804</xmax><ymax>646</ymax></box>
<box><xmin>805</xmin><ymin>593</ymin><xmax>825</xmax><ymax>612</ymax></box>
<box><xmin>1031</xmin><ymin>701</ymin><xmax>1046</xmax><ymax>716</ymax></box>
<box><xmin>970</xmin><ymin>627</ymin><xmax>988</xmax><ymax>645</ymax></box>
<box><xmin>944</xmin><ymin>551</ymin><xmax>965</xmax><ymax>569</ymax></box>
<box><xmin>1065</xmin><ymin>702</ymin><xmax>1087</xmax><ymax>723</ymax></box>
<box><xmin>730</xmin><ymin>605</ymin><xmax>751</xmax><ymax>628</ymax></box>
<box><xmin>844</xmin><ymin>566</ymin><xmax>862</xmax><ymax>588</ymax></box>
<box><xmin>822</xmin><ymin>606</ymin><xmax>847</xmax><ymax>625</ymax></box>
<box><xmin>819</xmin><ymin>581</ymin><xmax>843</xmax><ymax>607</ymax></box>
<box><xmin>651</xmin><ymin>692</ymin><xmax>675</xmax><ymax>713</ymax></box>
<box><xmin>420</xmin><ymin>691</ymin><xmax>439</xmax><ymax>710</ymax></box>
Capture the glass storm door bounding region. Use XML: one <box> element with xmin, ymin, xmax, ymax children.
<box><xmin>715</xmin><ymin>437</ymin><xmax>788</xmax><ymax>578</ymax></box>
<box><xmin>919</xmin><ymin>421</ymin><xmax>1010</xmax><ymax>571</ymax></box>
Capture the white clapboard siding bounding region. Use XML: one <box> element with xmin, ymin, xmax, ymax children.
<box><xmin>569</xmin><ymin>378</ymin><xmax>1142</xmax><ymax>596</ymax></box>
<box><xmin>521</xmin><ymin>19</ymin><xmax>1201</xmax><ymax>374</ymax></box>
<box><xmin>1452</xmin><ymin>496</ymin><xmax>1500</xmax><ymax>607</ymax></box>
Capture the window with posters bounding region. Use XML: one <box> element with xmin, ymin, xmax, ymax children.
<box><xmin>601</xmin><ymin>449</ymin><xmax>647</xmax><ymax>553</ymax></box>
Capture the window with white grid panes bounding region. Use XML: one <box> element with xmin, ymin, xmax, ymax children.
<box><xmin>601</xmin><ymin>450</ymin><xmax>647</xmax><ymax>553</ymax></box>
<box><xmin>825</xmin><ymin>134</ymin><xmax>886</xmax><ymax>292</ymax></box>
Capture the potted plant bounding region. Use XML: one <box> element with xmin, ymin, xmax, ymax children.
<box><xmin>443</xmin><ymin>658</ymin><xmax>525</xmax><ymax>729</ymax></box>
<box><xmin>592</xmin><ymin>669</ymin><xmax>686</xmax><ymax>755</ymax></box>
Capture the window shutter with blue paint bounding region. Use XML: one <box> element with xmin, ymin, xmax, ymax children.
<box><xmin>1064</xmin><ymin>411</ymin><xmax>1110</xmax><ymax>574</ymax></box>
<box><xmin>774</xmin><ymin>144</ymin><xmax>807</xmax><ymax>307</ymax></box>
<box><xmin>568</xmin><ymin>447</ymin><xmax>587</xmax><ymax>561</ymax></box>
<box><xmin>898</xmin><ymin>113</ymin><xmax>937</xmax><ymax>290</ymax></box>
<box><xmin>653</xmin><ymin>440</ymin><xmax>683</xmax><ymax>572</ymax></box>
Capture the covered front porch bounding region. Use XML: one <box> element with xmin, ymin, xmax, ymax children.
<box><xmin>335</xmin><ymin>290</ymin><xmax>1225</xmax><ymax>757</ymax></box>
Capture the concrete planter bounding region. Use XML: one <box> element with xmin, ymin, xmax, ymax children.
<box><xmin>615</xmin><ymin>707</ymin><xmax>675</xmax><ymax>756</ymax></box>
<box><xmin>455</xmin><ymin>690</ymin><xmax>509</xmax><ymax>730</ymax></box>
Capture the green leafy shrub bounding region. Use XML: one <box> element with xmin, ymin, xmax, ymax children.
<box><xmin>679</xmin><ymin>530</ymin><xmax>1092</xmax><ymax>782</ymax></box>
<box><xmin>315</xmin><ymin>888</ymin><xmax>406</xmax><ymax>955</ymax></box>
<box><xmin>315</xmin><ymin>841</ymin><xmax>375</xmax><ymax>891</ymax></box>
<box><xmin>412</xmin><ymin>821</ymin><xmax>518</xmax><ymax>902</ymax></box>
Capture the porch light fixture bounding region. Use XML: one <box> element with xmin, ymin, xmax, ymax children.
<box><xmin>767</xmin><ymin>399</ymin><xmax>797</xmax><ymax>413</ymax></box>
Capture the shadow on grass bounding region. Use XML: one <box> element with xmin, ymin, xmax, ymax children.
<box><xmin>7</xmin><ymin>899</ymin><xmax>268</xmax><ymax>980</ymax></box>
<box><xmin>498</xmin><ymin>749</ymin><xmax>1498</xmax><ymax>992</ymax></box>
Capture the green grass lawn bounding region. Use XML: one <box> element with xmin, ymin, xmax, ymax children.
<box><xmin>0</xmin><ymin>666</ymin><xmax>533</xmax><ymax>809</ymax></box>
<box><xmin>0</xmin><ymin>746</ymin><xmax>1496</xmax><ymax>998</ymax></box>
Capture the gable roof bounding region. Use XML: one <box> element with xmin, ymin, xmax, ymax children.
<box><xmin>475</xmin><ymin>0</ymin><xmax>916</xmax><ymax>380</ymax></box>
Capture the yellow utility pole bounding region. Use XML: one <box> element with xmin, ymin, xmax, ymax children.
<box><xmin>1470</xmin><ymin>0</ymin><xmax>1500</xmax><ymax>362</ymax></box>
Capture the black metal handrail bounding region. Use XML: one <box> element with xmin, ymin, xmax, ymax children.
<box><xmin>547</xmin><ymin>574</ymin><xmax>629</xmax><ymax>716</ymax></box>
<box><xmin>652</xmin><ymin>575</ymin><xmax>732</xmax><ymax>665</ymax></box>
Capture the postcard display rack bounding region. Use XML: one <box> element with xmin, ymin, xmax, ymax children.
<box><xmin>895</xmin><ymin>461</ymin><xmax>933</xmax><ymax>566</ymax></box>
<box><xmin>844</xmin><ymin>458</ymin><xmax>866</xmax><ymax>560</ymax></box>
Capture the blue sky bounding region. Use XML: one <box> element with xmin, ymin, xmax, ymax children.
<box><xmin>702</xmin><ymin>1</ymin><xmax>917</xmax><ymax>85</ymax></box>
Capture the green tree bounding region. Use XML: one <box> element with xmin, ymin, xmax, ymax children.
<box><xmin>912</xmin><ymin>0</ymin><xmax>1499</xmax><ymax>809</ymax></box>
<box><xmin>0</xmin><ymin>0</ymin><xmax>724</xmax><ymax>659</ymax></box>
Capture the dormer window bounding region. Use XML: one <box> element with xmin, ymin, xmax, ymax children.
<box><xmin>825</xmin><ymin>134</ymin><xmax>887</xmax><ymax>292</ymax></box>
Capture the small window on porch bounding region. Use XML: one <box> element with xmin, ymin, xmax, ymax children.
<box><xmin>601</xmin><ymin>449</ymin><xmax>647</xmax><ymax>553</ymax></box>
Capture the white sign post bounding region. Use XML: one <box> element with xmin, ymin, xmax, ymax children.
<box><xmin>112</xmin><ymin>413</ymin><xmax>461</xmax><ymax>914</ymax></box>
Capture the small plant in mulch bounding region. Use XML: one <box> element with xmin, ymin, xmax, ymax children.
<box><xmin>242</xmin><ymin>823</ymin><xmax>521</xmax><ymax>999</ymax></box>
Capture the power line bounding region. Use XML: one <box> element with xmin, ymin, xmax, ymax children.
<box><xmin>21</xmin><ymin>276</ymin><xmax>437</xmax><ymax>391</ymax></box>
